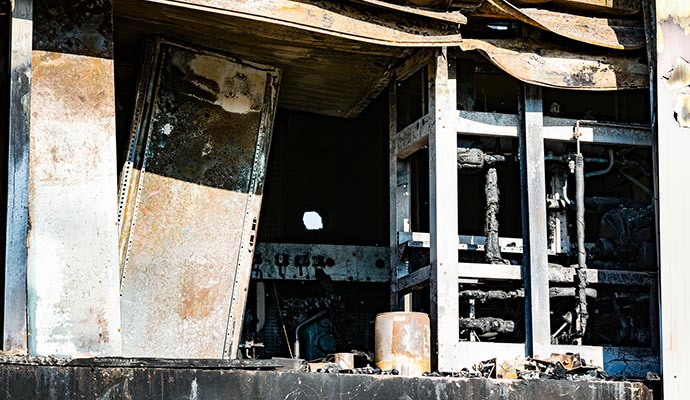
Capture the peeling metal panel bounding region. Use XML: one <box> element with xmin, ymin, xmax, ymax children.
<box><xmin>118</xmin><ymin>39</ymin><xmax>280</xmax><ymax>359</ymax></box>
<box><xmin>652</xmin><ymin>0</ymin><xmax>690</xmax><ymax>397</ymax></box>
<box><xmin>459</xmin><ymin>38</ymin><xmax>648</xmax><ymax>90</ymax></box>
<box><xmin>474</xmin><ymin>0</ymin><xmax>644</xmax><ymax>50</ymax></box>
<box><xmin>143</xmin><ymin>0</ymin><xmax>464</xmax><ymax>47</ymax></box>
<box><xmin>354</xmin><ymin>0</ymin><xmax>467</xmax><ymax>24</ymax></box>
<box><xmin>28</xmin><ymin>50</ymin><xmax>121</xmax><ymax>356</ymax></box>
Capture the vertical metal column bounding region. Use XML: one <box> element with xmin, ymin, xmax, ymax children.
<box><xmin>388</xmin><ymin>79</ymin><xmax>412</xmax><ymax>311</ymax></box>
<box><xmin>27</xmin><ymin>0</ymin><xmax>121</xmax><ymax>356</ymax></box>
<box><xmin>3</xmin><ymin>0</ymin><xmax>32</xmax><ymax>353</ymax></box>
<box><xmin>518</xmin><ymin>84</ymin><xmax>551</xmax><ymax>357</ymax></box>
<box><xmin>649</xmin><ymin>1</ymin><xmax>690</xmax><ymax>397</ymax></box>
<box><xmin>428</xmin><ymin>47</ymin><xmax>459</xmax><ymax>371</ymax></box>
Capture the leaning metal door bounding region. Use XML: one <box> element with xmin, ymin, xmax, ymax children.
<box><xmin>118</xmin><ymin>38</ymin><xmax>280</xmax><ymax>359</ymax></box>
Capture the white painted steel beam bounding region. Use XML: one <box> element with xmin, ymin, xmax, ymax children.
<box><xmin>458</xmin><ymin>110</ymin><xmax>652</xmax><ymax>146</ymax></box>
<box><xmin>428</xmin><ymin>48</ymin><xmax>460</xmax><ymax>371</ymax></box>
<box><xmin>519</xmin><ymin>84</ymin><xmax>551</xmax><ymax>357</ymax></box>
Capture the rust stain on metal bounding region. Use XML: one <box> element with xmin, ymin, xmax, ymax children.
<box><xmin>118</xmin><ymin>39</ymin><xmax>280</xmax><ymax>359</ymax></box>
<box><xmin>459</xmin><ymin>38</ymin><xmax>648</xmax><ymax>90</ymax></box>
<box><xmin>656</xmin><ymin>1</ymin><xmax>690</xmax><ymax>35</ymax></box>
<box><xmin>29</xmin><ymin>50</ymin><xmax>121</xmax><ymax>356</ymax></box>
<box><xmin>375</xmin><ymin>312</ymin><xmax>431</xmax><ymax>376</ymax></box>
<box><xmin>674</xmin><ymin>92</ymin><xmax>690</xmax><ymax>128</ymax></box>
<box><xmin>475</xmin><ymin>0</ymin><xmax>644</xmax><ymax>50</ymax></box>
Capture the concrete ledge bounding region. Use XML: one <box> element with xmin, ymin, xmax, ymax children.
<box><xmin>0</xmin><ymin>360</ymin><xmax>653</xmax><ymax>399</ymax></box>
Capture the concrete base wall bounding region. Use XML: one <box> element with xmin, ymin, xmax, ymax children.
<box><xmin>0</xmin><ymin>360</ymin><xmax>653</xmax><ymax>400</ymax></box>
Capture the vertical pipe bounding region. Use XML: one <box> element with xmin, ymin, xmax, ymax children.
<box><xmin>574</xmin><ymin>154</ymin><xmax>588</xmax><ymax>342</ymax></box>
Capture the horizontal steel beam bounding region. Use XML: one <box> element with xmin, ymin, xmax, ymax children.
<box><xmin>458</xmin><ymin>111</ymin><xmax>652</xmax><ymax>146</ymax></box>
<box><xmin>399</xmin><ymin>231</ymin><xmax>526</xmax><ymax>254</ymax></box>
<box><xmin>394</xmin><ymin>262</ymin><xmax>656</xmax><ymax>286</ymax></box>
<box><xmin>394</xmin><ymin>265</ymin><xmax>430</xmax><ymax>294</ymax></box>
<box><xmin>253</xmin><ymin>243</ymin><xmax>390</xmax><ymax>282</ymax></box>
<box><xmin>394</xmin><ymin>111</ymin><xmax>651</xmax><ymax>159</ymax></box>
<box><xmin>394</xmin><ymin>113</ymin><xmax>432</xmax><ymax>159</ymax></box>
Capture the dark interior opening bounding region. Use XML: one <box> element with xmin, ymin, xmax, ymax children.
<box><xmin>257</xmin><ymin>98</ymin><xmax>390</xmax><ymax>247</ymax></box>
<box><xmin>396</xmin><ymin>66</ymin><xmax>428</xmax><ymax>130</ymax></box>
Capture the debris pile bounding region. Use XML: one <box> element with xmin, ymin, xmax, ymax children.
<box><xmin>422</xmin><ymin>353</ymin><xmax>614</xmax><ymax>381</ymax></box>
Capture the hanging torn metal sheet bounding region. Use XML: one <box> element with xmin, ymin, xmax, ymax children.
<box><xmin>353</xmin><ymin>0</ymin><xmax>467</xmax><ymax>24</ymax></box>
<box><xmin>458</xmin><ymin>38</ymin><xmax>648</xmax><ymax>90</ymax></box>
<box><xmin>471</xmin><ymin>0</ymin><xmax>644</xmax><ymax>50</ymax></box>
<box><xmin>505</xmin><ymin>0</ymin><xmax>641</xmax><ymax>16</ymax></box>
<box><xmin>148</xmin><ymin>0</ymin><xmax>464</xmax><ymax>47</ymax></box>
<box><xmin>118</xmin><ymin>38</ymin><xmax>280</xmax><ymax>359</ymax></box>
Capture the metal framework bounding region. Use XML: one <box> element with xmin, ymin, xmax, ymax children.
<box><xmin>389</xmin><ymin>48</ymin><xmax>659</xmax><ymax>376</ymax></box>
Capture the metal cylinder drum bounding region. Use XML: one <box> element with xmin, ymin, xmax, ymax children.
<box><xmin>375</xmin><ymin>312</ymin><xmax>431</xmax><ymax>376</ymax></box>
<box><xmin>334</xmin><ymin>352</ymin><xmax>355</xmax><ymax>369</ymax></box>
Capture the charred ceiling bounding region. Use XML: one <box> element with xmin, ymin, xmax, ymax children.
<box><xmin>113</xmin><ymin>0</ymin><xmax>647</xmax><ymax>119</ymax></box>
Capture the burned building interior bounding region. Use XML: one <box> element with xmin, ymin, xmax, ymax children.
<box><xmin>112</xmin><ymin>0</ymin><xmax>657</xmax><ymax>375</ymax></box>
<box><xmin>1</xmin><ymin>0</ymin><xmax>689</xmax><ymax>398</ymax></box>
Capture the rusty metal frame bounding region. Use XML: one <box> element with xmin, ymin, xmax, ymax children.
<box><xmin>117</xmin><ymin>37</ymin><xmax>280</xmax><ymax>359</ymax></box>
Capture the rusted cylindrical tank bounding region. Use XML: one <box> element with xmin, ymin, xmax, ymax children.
<box><xmin>375</xmin><ymin>312</ymin><xmax>431</xmax><ymax>376</ymax></box>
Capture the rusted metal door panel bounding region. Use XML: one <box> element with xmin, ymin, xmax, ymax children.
<box><xmin>118</xmin><ymin>39</ymin><xmax>280</xmax><ymax>359</ymax></box>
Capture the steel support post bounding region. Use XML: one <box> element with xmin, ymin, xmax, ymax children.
<box><xmin>518</xmin><ymin>84</ymin><xmax>551</xmax><ymax>357</ymax></box>
<box><xmin>428</xmin><ymin>47</ymin><xmax>459</xmax><ymax>371</ymax></box>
